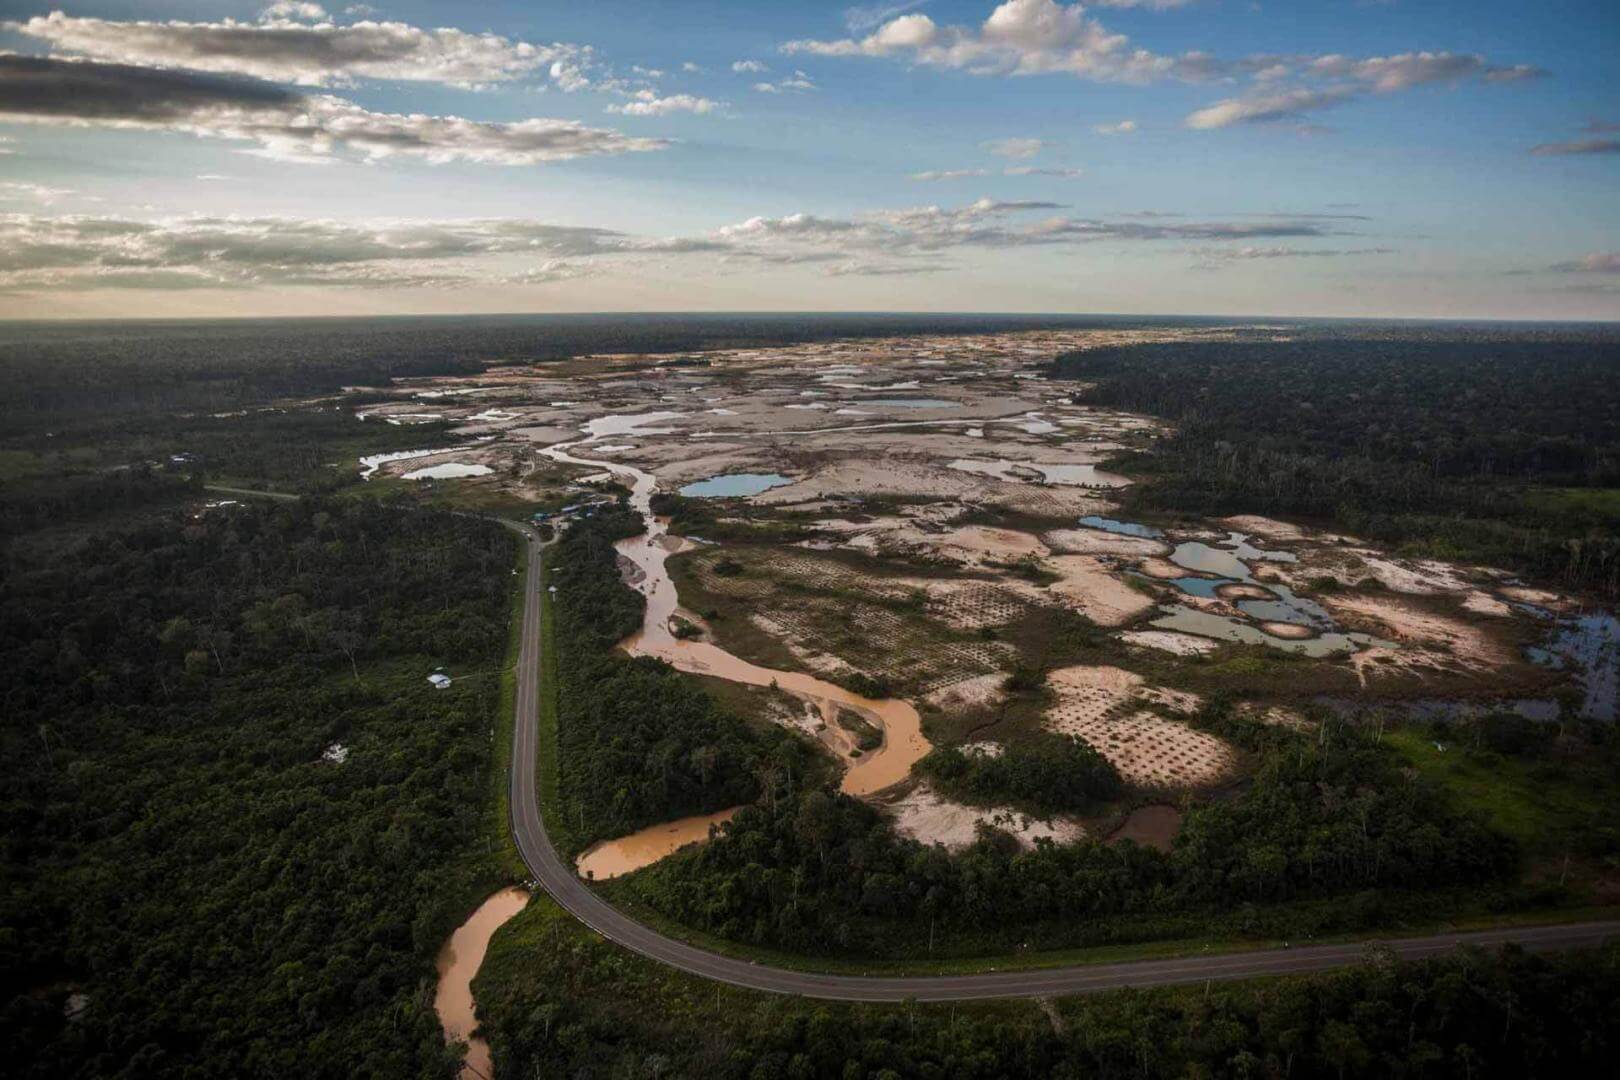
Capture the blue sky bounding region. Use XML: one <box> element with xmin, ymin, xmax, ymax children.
<box><xmin>0</xmin><ymin>1</ymin><xmax>1615</xmax><ymax>319</ymax></box>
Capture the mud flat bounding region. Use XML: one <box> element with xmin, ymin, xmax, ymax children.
<box><xmin>576</xmin><ymin>808</ymin><xmax>741</xmax><ymax>880</ymax></box>
<box><xmin>1107</xmin><ymin>805</ymin><xmax>1183</xmax><ymax>853</ymax></box>
<box><xmin>435</xmin><ymin>887</ymin><xmax>529</xmax><ymax>1079</ymax></box>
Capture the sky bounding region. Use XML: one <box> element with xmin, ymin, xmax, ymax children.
<box><xmin>0</xmin><ymin>0</ymin><xmax>1616</xmax><ymax>321</ymax></box>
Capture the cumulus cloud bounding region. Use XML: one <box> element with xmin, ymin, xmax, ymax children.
<box><xmin>606</xmin><ymin>91</ymin><xmax>723</xmax><ymax>116</ymax></box>
<box><xmin>0</xmin><ymin>55</ymin><xmax>668</xmax><ymax>166</ymax></box>
<box><xmin>731</xmin><ymin>59</ymin><xmax>769</xmax><ymax>73</ymax></box>
<box><xmin>1092</xmin><ymin>118</ymin><xmax>1136</xmax><ymax>135</ymax></box>
<box><xmin>784</xmin><ymin>0</ymin><xmax>1216</xmax><ymax>83</ymax></box>
<box><xmin>783</xmin><ymin>1</ymin><xmax>1540</xmax><ymax>130</ymax></box>
<box><xmin>753</xmin><ymin>71</ymin><xmax>818</xmax><ymax>93</ymax></box>
<box><xmin>6</xmin><ymin>9</ymin><xmax>586</xmax><ymax>89</ymax></box>
<box><xmin>983</xmin><ymin>136</ymin><xmax>1044</xmax><ymax>158</ymax></box>
<box><xmin>1531</xmin><ymin>137</ymin><xmax>1620</xmax><ymax>156</ymax></box>
<box><xmin>1549</xmin><ymin>253</ymin><xmax>1620</xmax><ymax>274</ymax></box>
<box><xmin>260</xmin><ymin>3</ymin><xmax>328</xmax><ymax>21</ymax></box>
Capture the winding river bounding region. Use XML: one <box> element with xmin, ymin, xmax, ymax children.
<box><xmin>544</xmin><ymin>418</ymin><xmax>932</xmax><ymax>801</ymax></box>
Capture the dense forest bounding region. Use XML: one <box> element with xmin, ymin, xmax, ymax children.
<box><xmin>1049</xmin><ymin>328</ymin><xmax>1620</xmax><ymax>596</ymax></box>
<box><xmin>548</xmin><ymin>508</ymin><xmax>825</xmax><ymax>853</ymax></box>
<box><xmin>916</xmin><ymin>733</ymin><xmax>1123</xmax><ymax>816</ymax></box>
<box><xmin>477</xmin><ymin>891</ymin><xmax>1620</xmax><ymax>1078</ymax></box>
<box><xmin>0</xmin><ymin>496</ymin><xmax>516</xmax><ymax>1077</ymax></box>
<box><xmin>610</xmin><ymin>700</ymin><xmax>1518</xmax><ymax>958</ymax></box>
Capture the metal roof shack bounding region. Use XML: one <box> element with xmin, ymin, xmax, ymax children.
<box><xmin>427</xmin><ymin>673</ymin><xmax>452</xmax><ymax>689</ymax></box>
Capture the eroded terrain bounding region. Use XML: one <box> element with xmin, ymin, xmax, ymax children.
<box><xmin>353</xmin><ymin>328</ymin><xmax>1612</xmax><ymax>863</ymax></box>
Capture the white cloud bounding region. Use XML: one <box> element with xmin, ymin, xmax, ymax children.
<box><xmin>731</xmin><ymin>59</ymin><xmax>769</xmax><ymax>73</ymax></box>
<box><xmin>783</xmin><ymin>1</ymin><xmax>1542</xmax><ymax>132</ymax></box>
<box><xmin>507</xmin><ymin>259</ymin><xmax>594</xmax><ymax>285</ymax></box>
<box><xmin>0</xmin><ymin>181</ymin><xmax>75</xmax><ymax>202</ymax></box>
<box><xmin>784</xmin><ymin>0</ymin><xmax>1189</xmax><ymax>84</ymax></box>
<box><xmin>910</xmin><ymin>168</ymin><xmax>991</xmax><ymax>180</ymax></box>
<box><xmin>0</xmin><ymin>55</ymin><xmax>669</xmax><ymax>166</ymax></box>
<box><xmin>0</xmin><ymin>198</ymin><xmax>1366</xmax><ymax>293</ymax></box>
<box><xmin>1004</xmin><ymin>165</ymin><xmax>1084</xmax><ymax>177</ymax></box>
<box><xmin>753</xmin><ymin>71</ymin><xmax>818</xmax><ymax>93</ymax></box>
<box><xmin>607</xmin><ymin>92</ymin><xmax>723</xmax><ymax>116</ymax></box>
<box><xmin>7</xmin><ymin>10</ymin><xmax>587</xmax><ymax>89</ymax></box>
<box><xmin>0</xmin><ymin>213</ymin><xmax>659</xmax><ymax>291</ymax></box>
<box><xmin>1185</xmin><ymin>87</ymin><xmax>1355</xmax><ymax>129</ymax></box>
<box><xmin>1550</xmin><ymin>253</ymin><xmax>1620</xmax><ymax>274</ymax></box>
<box><xmin>1093</xmin><ymin>119</ymin><xmax>1137</xmax><ymax>135</ymax></box>
<box><xmin>681</xmin><ymin>61</ymin><xmax>703</xmax><ymax>73</ymax></box>
<box><xmin>983</xmin><ymin>136</ymin><xmax>1044</xmax><ymax>158</ymax></box>
<box><xmin>259</xmin><ymin>2</ymin><xmax>327</xmax><ymax>21</ymax></box>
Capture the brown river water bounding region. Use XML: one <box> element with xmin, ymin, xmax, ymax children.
<box><xmin>434</xmin><ymin>887</ymin><xmax>529</xmax><ymax>1079</ymax></box>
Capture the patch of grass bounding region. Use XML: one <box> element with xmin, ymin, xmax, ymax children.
<box><xmin>1384</xmin><ymin>728</ymin><xmax>1613</xmax><ymax>852</ymax></box>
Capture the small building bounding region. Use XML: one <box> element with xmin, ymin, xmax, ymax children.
<box><xmin>427</xmin><ymin>673</ymin><xmax>452</xmax><ymax>690</ymax></box>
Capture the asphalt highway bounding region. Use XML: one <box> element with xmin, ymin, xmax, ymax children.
<box><xmin>501</xmin><ymin>520</ymin><xmax>1618</xmax><ymax>1002</ymax></box>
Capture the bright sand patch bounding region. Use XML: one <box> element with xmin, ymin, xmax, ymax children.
<box><xmin>1045</xmin><ymin>554</ymin><xmax>1155</xmax><ymax>627</ymax></box>
<box><xmin>924</xmin><ymin>672</ymin><xmax>1006</xmax><ymax>711</ymax></box>
<box><xmin>1462</xmin><ymin>591</ymin><xmax>1513</xmax><ymax>617</ymax></box>
<box><xmin>1044</xmin><ymin>666</ymin><xmax>1235</xmax><ymax>789</ymax></box>
<box><xmin>1042</xmin><ymin>528</ymin><xmax>1168</xmax><ymax>558</ymax></box>
<box><xmin>1139</xmin><ymin>556</ymin><xmax>1193</xmax><ymax>580</ymax></box>
<box><xmin>1120</xmin><ymin>629</ymin><xmax>1219</xmax><ymax>656</ymax></box>
<box><xmin>1219</xmin><ymin>515</ymin><xmax>1308</xmax><ymax>542</ymax></box>
<box><xmin>888</xmin><ymin>785</ymin><xmax>1083</xmax><ymax>851</ymax></box>
<box><xmin>1325</xmin><ymin>593</ymin><xmax>1511</xmax><ymax>668</ymax></box>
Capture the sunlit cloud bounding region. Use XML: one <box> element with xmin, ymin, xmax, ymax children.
<box><xmin>0</xmin><ymin>55</ymin><xmax>669</xmax><ymax>166</ymax></box>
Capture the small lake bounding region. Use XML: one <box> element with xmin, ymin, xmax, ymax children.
<box><xmin>1153</xmin><ymin>605</ymin><xmax>1384</xmax><ymax>657</ymax></box>
<box><xmin>1528</xmin><ymin>612</ymin><xmax>1619</xmax><ymax>721</ymax></box>
<box><xmin>678</xmin><ymin>472</ymin><xmax>794</xmax><ymax>498</ymax></box>
<box><xmin>403</xmin><ymin>462</ymin><xmax>494</xmax><ymax>480</ymax></box>
<box><xmin>1079</xmin><ymin>515</ymin><xmax>1164</xmax><ymax>539</ymax></box>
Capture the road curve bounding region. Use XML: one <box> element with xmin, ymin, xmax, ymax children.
<box><xmin>501</xmin><ymin>521</ymin><xmax>1618</xmax><ymax>1002</ymax></box>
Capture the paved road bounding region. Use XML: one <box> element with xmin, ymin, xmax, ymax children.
<box><xmin>499</xmin><ymin>520</ymin><xmax>1616</xmax><ymax>1001</ymax></box>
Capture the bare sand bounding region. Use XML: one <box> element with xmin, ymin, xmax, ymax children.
<box><xmin>888</xmin><ymin>785</ymin><xmax>1084</xmax><ymax>851</ymax></box>
<box><xmin>1045</xmin><ymin>554</ymin><xmax>1156</xmax><ymax>626</ymax></box>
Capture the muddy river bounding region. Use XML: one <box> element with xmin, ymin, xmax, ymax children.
<box><xmin>544</xmin><ymin>420</ymin><xmax>933</xmax><ymax>873</ymax></box>
<box><xmin>435</xmin><ymin>887</ymin><xmax>528</xmax><ymax>1079</ymax></box>
<box><xmin>576</xmin><ymin>808</ymin><xmax>740</xmax><ymax>880</ymax></box>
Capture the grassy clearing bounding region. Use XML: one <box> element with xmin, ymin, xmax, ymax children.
<box><xmin>1385</xmin><ymin>728</ymin><xmax>1612</xmax><ymax>853</ymax></box>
